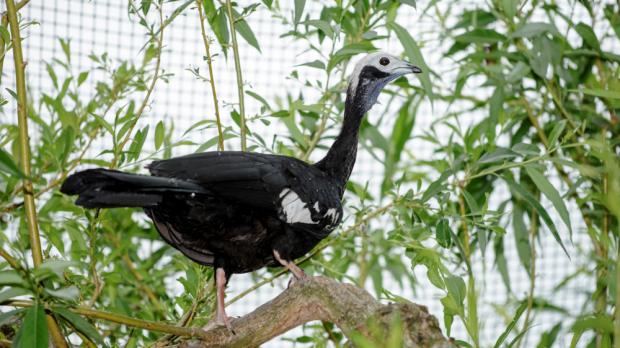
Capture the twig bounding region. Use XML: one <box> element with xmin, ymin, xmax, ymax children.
<box><xmin>4</xmin><ymin>1</ymin><xmax>68</xmax><ymax>346</ymax></box>
<box><xmin>108</xmin><ymin>232</ymin><xmax>166</xmax><ymax>315</ymax></box>
<box><xmin>224</xmin><ymin>0</ymin><xmax>246</xmax><ymax>151</ymax></box>
<box><xmin>0</xmin><ymin>248</ymin><xmax>21</xmax><ymax>271</ymax></box>
<box><xmin>111</xmin><ymin>3</ymin><xmax>165</xmax><ymax>168</ymax></box>
<box><xmin>1</xmin><ymin>300</ymin><xmax>208</xmax><ymax>339</ymax></box>
<box><xmin>195</xmin><ymin>0</ymin><xmax>224</xmax><ymax>151</ymax></box>
<box><xmin>516</xmin><ymin>209</ymin><xmax>538</xmax><ymax>348</ymax></box>
<box><xmin>0</xmin><ymin>0</ymin><xmax>30</xmax><ymax>84</ymax></box>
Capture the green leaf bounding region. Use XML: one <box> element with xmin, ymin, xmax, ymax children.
<box><xmin>501</xmin><ymin>0</ymin><xmax>518</xmax><ymax>18</ymax></box>
<box><xmin>529</xmin><ymin>36</ymin><xmax>551</xmax><ymax>78</ymax></box>
<box><xmin>0</xmin><ymin>287</ymin><xmax>29</xmax><ymax>304</ymax></box>
<box><xmin>436</xmin><ymin>219</ymin><xmax>452</xmax><ymax>248</ymax></box>
<box><xmin>46</xmin><ymin>286</ymin><xmax>80</xmax><ymax>302</ymax></box>
<box><xmin>397</xmin><ymin>0</ymin><xmax>416</xmax><ymax>8</ymax></box>
<box><xmin>506</xmin><ymin>62</ymin><xmax>530</xmax><ymax>83</ymax></box>
<box><xmin>234</xmin><ymin>15</ymin><xmax>261</xmax><ymax>52</ymax></box>
<box><xmin>573</xmin><ymin>88</ymin><xmax>620</xmax><ymax>100</ymax></box>
<box><xmin>510</xmin><ymin>22</ymin><xmax>560</xmax><ymax>38</ymax></box>
<box><xmin>304</xmin><ymin>19</ymin><xmax>333</xmax><ymax>38</ymax></box>
<box><xmin>536</xmin><ymin>323</ymin><xmax>562</xmax><ymax>348</ymax></box>
<box><xmin>548</xmin><ymin>120</ymin><xmax>566</xmax><ymax>148</ymax></box>
<box><xmin>77</xmin><ymin>71</ymin><xmax>89</xmax><ymax>86</ymax></box>
<box><xmin>478</xmin><ymin>147</ymin><xmax>516</xmax><ymax>164</ymax></box>
<box><xmin>333</xmin><ymin>42</ymin><xmax>375</xmax><ymax>57</ymax></box>
<box><xmin>382</xmin><ymin>99</ymin><xmax>419</xmax><ymax>193</ymax></box>
<box><xmin>0</xmin><ymin>25</ymin><xmax>10</xmax><ymax>44</ymax></box>
<box><xmin>454</xmin><ymin>28</ymin><xmax>506</xmax><ymax>44</ymax></box>
<box><xmin>445</xmin><ymin>275</ymin><xmax>466</xmax><ymax>306</ymax></box>
<box><xmin>421</xmin><ymin>169</ymin><xmax>451</xmax><ymax>203</ymax></box>
<box><xmin>512</xmin><ymin>204</ymin><xmax>531</xmax><ymax>275</ymax></box>
<box><xmin>575</xmin><ymin>22</ymin><xmax>600</xmax><ymax>51</ymax></box>
<box><xmin>505</xmin><ymin>177</ymin><xmax>568</xmax><ymax>256</ymax></box>
<box><xmin>525</xmin><ymin>166</ymin><xmax>572</xmax><ymax>234</ymax></box>
<box><xmin>38</xmin><ymin>260</ymin><xmax>78</xmax><ymax>278</ymax></box>
<box><xmin>297</xmin><ymin>59</ymin><xmax>325</xmax><ymax>70</ymax></box>
<box><xmin>0</xmin><ymin>270</ymin><xmax>24</xmax><ymax>286</ymax></box>
<box><xmin>487</xmin><ymin>87</ymin><xmax>503</xmax><ymax>142</ymax></box>
<box><xmin>155</xmin><ymin>121</ymin><xmax>165</xmax><ymax>150</ymax></box>
<box><xmin>389</xmin><ymin>22</ymin><xmax>433</xmax><ymax>98</ymax></box>
<box><xmin>19</xmin><ymin>302</ymin><xmax>48</xmax><ymax>348</ymax></box>
<box><xmin>571</xmin><ymin>314</ymin><xmax>613</xmax><ymax>347</ymax></box>
<box><xmin>0</xmin><ymin>308</ymin><xmax>25</xmax><ymax>327</ymax></box>
<box><xmin>511</xmin><ymin>143</ymin><xmax>540</xmax><ymax>156</ymax></box>
<box><xmin>53</xmin><ymin>306</ymin><xmax>104</xmax><ymax>345</ymax></box>
<box><xmin>493</xmin><ymin>302</ymin><xmax>527</xmax><ymax>348</ymax></box>
<box><xmin>59</xmin><ymin>38</ymin><xmax>71</xmax><ymax>63</ymax></box>
<box><xmin>294</xmin><ymin>0</ymin><xmax>305</xmax><ymax>24</ymax></box>
<box><xmin>0</xmin><ymin>148</ymin><xmax>25</xmax><ymax>178</ymax></box>
<box><xmin>46</xmin><ymin>63</ymin><xmax>58</xmax><ymax>89</ymax></box>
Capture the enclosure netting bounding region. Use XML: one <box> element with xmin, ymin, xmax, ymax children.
<box><xmin>0</xmin><ymin>0</ymin><xmax>610</xmax><ymax>346</ymax></box>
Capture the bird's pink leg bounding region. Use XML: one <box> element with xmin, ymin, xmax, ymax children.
<box><xmin>273</xmin><ymin>250</ymin><xmax>308</xmax><ymax>284</ymax></box>
<box><xmin>204</xmin><ymin>267</ymin><xmax>234</xmax><ymax>333</ymax></box>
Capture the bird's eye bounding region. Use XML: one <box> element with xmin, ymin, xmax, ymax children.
<box><xmin>379</xmin><ymin>57</ymin><xmax>390</xmax><ymax>66</ymax></box>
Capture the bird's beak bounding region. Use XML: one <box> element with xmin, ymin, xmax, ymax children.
<box><xmin>391</xmin><ymin>61</ymin><xmax>423</xmax><ymax>76</ymax></box>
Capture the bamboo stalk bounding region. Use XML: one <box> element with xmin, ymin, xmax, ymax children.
<box><xmin>196</xmin><ymin>0</ymin><xmax>224</xmax><ymax>151</ymax></box>
<box><xmin>0</xmin><ymin>0</ymin><xmax>30</xmax><ymax>84</ymax></box>
<box><xmin>4</xmin><ymin>1</ymin><xmax>67</xmax><ymax>346</ymax></box>
<box><xmin>224</xmin><ymin>0</ymin><xmax>246</xmax><ymax>151</ymax></box>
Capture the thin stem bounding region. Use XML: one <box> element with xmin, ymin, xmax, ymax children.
<box><xmin>6</xmin><ymin>0</ymin><xmax>40</xmax><ymax>268</ymax></box>
<box><xmin>517</xmin><ymin>209</ymin><xmax>538</xmax><ymax>348</ymax></box>
<box><xmin>459</xmin><ymin>190</ymin><xmax>480</xmax><ymax>347</ymax></box>
<box><xmin>597</xmin><ymin>144</ymin><xmax>610</xmax><ymax>348</ymax></box>
<box><xmin>0</xmin><ymin>0</ymin><xmax>30</xmax><ymax>84</ymax></box>
<box><xmin>108</xmin><ymin>232</ymin><xmax>165</xmax><ymax>315</ymax></box>
<box><xmin>195</xmin><ymin>0</ymin><xmax>224</xmax><ymax>151</ymax></box>
<box><xmin>4</xmin><ymin>1</ymin><xmax>67</xmax><ymax>345</ymax></box>
<box><xmin>0</xmin><ymin>249</ymin><xmax>21</xmax><ymax>271</ymax></box>
<box><xmin>615</xmin><ymin>238</ymin><xmax>620</xmax><ymax>348</ymax></box>
<box><xmin>1</xmin><ymin>300</ymin><xmax>208</xmax><ymax>339</ymax></box>
<box><xmin>225</xmin><ymin>0</ymin><xmax>246</xmax><ymax>151</ymax></box>
<box><xmin>111</xmin><ymin>4</ymin><xmax>165</xmax><ymax>168</ymax></box>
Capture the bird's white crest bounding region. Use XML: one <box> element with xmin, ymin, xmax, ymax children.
<box><xmin>279</xmin><ymin>189</ymin><xmax>316</xmax><ymax>224</ymax></box>
<box><xmin>348</xmin><ymin>52</ymin><xmax>412</xmax><ymax>97</ymax></box>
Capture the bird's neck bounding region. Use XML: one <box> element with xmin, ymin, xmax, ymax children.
<box><xmin>315</xmin><ymin>89</ymin><xmax>365</xmax><ymax>193</ymax></box>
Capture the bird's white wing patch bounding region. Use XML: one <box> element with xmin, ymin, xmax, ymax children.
<box><xmin>279</xmin><ymin>189</ymin><xmax>316</xmax><ymax>224</ymax></box>
<box><xmin>325</xmin><ymin>208</ymin><xmax>340</xmax><ymax>224</ymax></box>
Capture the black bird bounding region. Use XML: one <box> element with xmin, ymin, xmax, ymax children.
<box><xmin>61</xmin><ymin>52</ymin><xmax>422</xmax><ymax>330</ymax></box>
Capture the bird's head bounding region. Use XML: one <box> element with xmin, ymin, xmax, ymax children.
<box><xmin>347</xmin><ymin>52</ymin><xmax>422</xmax><ymax>113</ymax></box>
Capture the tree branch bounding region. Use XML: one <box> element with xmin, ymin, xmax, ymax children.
<box><xmin>166</xmin><ymin>276</ymin><xmax>454</xmax><ymax>348</ymax></box>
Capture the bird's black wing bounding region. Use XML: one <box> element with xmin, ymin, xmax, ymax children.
<box><xmin>147</xmin><ymin>151</ymin><xmax>329</xmax><ymax>213</ymax></box>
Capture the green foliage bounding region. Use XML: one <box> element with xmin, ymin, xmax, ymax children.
<box><xmin>0</xmin><ymin>0</ymin><xmax>619</xmax><ymax>347</ymax></box>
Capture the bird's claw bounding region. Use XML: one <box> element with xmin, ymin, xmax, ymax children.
<box><xmin>203</xmin><ymin>315</ymin><xmax>236</xmax><ymax>335</ymax></box>
<box><xmin>287</xmin><ymin>272</ymin><xmax>309</xmax><ymax>288</ymax></box>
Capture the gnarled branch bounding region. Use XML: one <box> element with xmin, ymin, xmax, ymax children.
<box><xmin>168</xmin><ymin>276</ymin><xmax>454</xmax><ymax>348</ymax></box>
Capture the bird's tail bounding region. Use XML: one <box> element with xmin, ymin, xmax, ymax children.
<box><xmin>60</xmin><ymin>168</ymin><xmax>207</xmax><ymax>208</ymax></box>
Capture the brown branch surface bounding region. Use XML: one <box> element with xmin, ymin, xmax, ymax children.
<box><xmin>168</xmin><ymin>276</ymin><xmax>454</xmax><ymax>348</ymax></box>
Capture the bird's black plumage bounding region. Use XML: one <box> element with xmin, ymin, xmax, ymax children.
<box><xmin>60</xmin><ymin>52</ymin><xmax>422</xmax><ymax>328</ymax></box>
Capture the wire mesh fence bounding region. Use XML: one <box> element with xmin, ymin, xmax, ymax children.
<box><xmin>1</xmin><ymin>0</ymin><xmax>616</xmax><ymax>346</ymax></box>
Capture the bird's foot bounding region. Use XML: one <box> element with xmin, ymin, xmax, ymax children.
<box><xmin>203</xmin><ymin>314</ymin><xmax>236</xmax><ymax>335</ymax></box>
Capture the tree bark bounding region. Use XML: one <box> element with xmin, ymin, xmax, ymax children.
<box><xmin>167</xmin><ymin>276</ymin><xmax>454</xmax><ymax>348</ymax></box>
